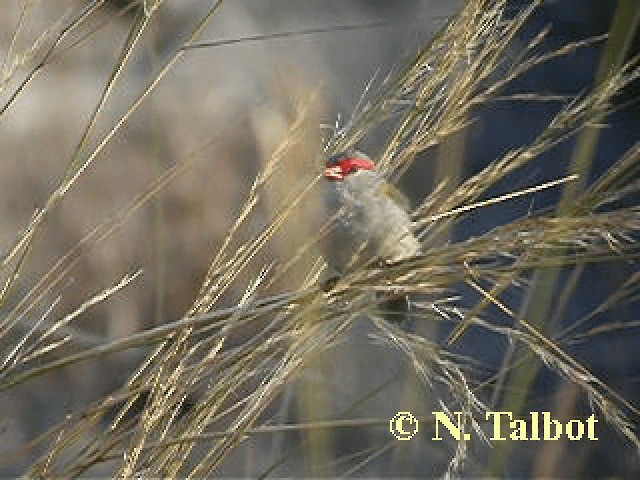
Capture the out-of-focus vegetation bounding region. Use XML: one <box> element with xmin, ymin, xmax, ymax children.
<box><xmin>0</xmin><ymin>0</ymin><xmax>638</xmax><ymax>477</ymax></box>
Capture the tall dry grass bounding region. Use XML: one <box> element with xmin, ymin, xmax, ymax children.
<box><xmin>0</xmin><ymin>0</ymin><xmax>639</xmax><ymax>477</ymax></box>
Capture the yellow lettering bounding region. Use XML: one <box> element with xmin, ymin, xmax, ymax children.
<box><xmin>433</xmin><ymin>412</ymin><xmax>471</xmax><ymax>441</ymax></box>
<box><xmin>566</xmin><ymin>420</ymin><xmax>584</xmax><ymax>440</ymax></box>
<box><xmin>486</xmin><ymin>412</ymin><xmax>511</xmax><ymax>441</ymax></box>
<box><xmin>510</xmin><ymin>418</ymin><xmax>528</xmax><ymax>440</ymax></box>
<box><xmin>529</xmin><ymin>412</ymin><xmax>540</xmax><ymax>440</ymax></box>
<box><xmin>543</xmin><ymin>412</ymin><xmax>562</xmax><ymax>440</ymax></box>
<box><xmin>586</xmin><ymin>414</ymin><xmax>598</xmax><ymax>440</ymax></box>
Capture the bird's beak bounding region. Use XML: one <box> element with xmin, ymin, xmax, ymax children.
<box><xmin>324</xmin><ymin>165</ymin><xmax>343</xmax><ymax>180</ymax></box>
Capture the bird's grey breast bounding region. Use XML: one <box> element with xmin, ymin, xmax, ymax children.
<box><xmin>321</xmin><ymin>173</ymin><xmax>375</xmax><ymax>272</ymax></box>
<box><xmin>321</xmin><ymin>171</ymin><xmax>419</xmax><ymax>272</ymax></box>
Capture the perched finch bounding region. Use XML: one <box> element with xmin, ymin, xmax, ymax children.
<box><xmin>320</xmin><ymin>150</ymin><xmax>420</xmax><ymax>325</ymax></box>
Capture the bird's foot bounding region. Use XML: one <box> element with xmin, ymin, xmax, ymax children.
<box><xmin>321</xmin><ymin>275</ymin><xmax>340</xmax><ymax>293</ymax></box>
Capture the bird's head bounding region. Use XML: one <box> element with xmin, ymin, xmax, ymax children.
<box><xmin>324</xmin><ymin>150</ymin><xmax>376</xmax><ymax>181</ymax></box>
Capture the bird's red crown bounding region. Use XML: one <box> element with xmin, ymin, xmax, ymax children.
<box><xmin>324</xmin><ymin>152</ymin><xmax>376</xmax><ymax>181</ymax></box>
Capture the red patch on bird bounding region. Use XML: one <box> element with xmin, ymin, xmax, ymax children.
<box><xmin>324</xmin><ymin>156</ymin><xmax>376</xmax><ymax>181</ymax></box>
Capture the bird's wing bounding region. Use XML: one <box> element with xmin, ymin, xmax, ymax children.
<box><xmin>376</xmin><ymin>182</ymin><xmax>411</xmax><ymax>212</ymax></box>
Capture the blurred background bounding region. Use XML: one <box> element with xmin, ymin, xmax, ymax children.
<box><xmin>0</xmin><ymin>0</ymin><xmax>638</xmax><ymax>477</ymax></box>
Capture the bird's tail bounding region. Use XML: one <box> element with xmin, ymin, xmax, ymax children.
<box><xmin>378</xmin><ymin>293</ymin><xmax>414</xmax><ymax>332</ymax></box>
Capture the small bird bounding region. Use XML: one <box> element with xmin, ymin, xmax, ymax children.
<box><xmin>320</xmin><ymin>150</ymin><xmax>420</xmax><ymax>324</ymax></box>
